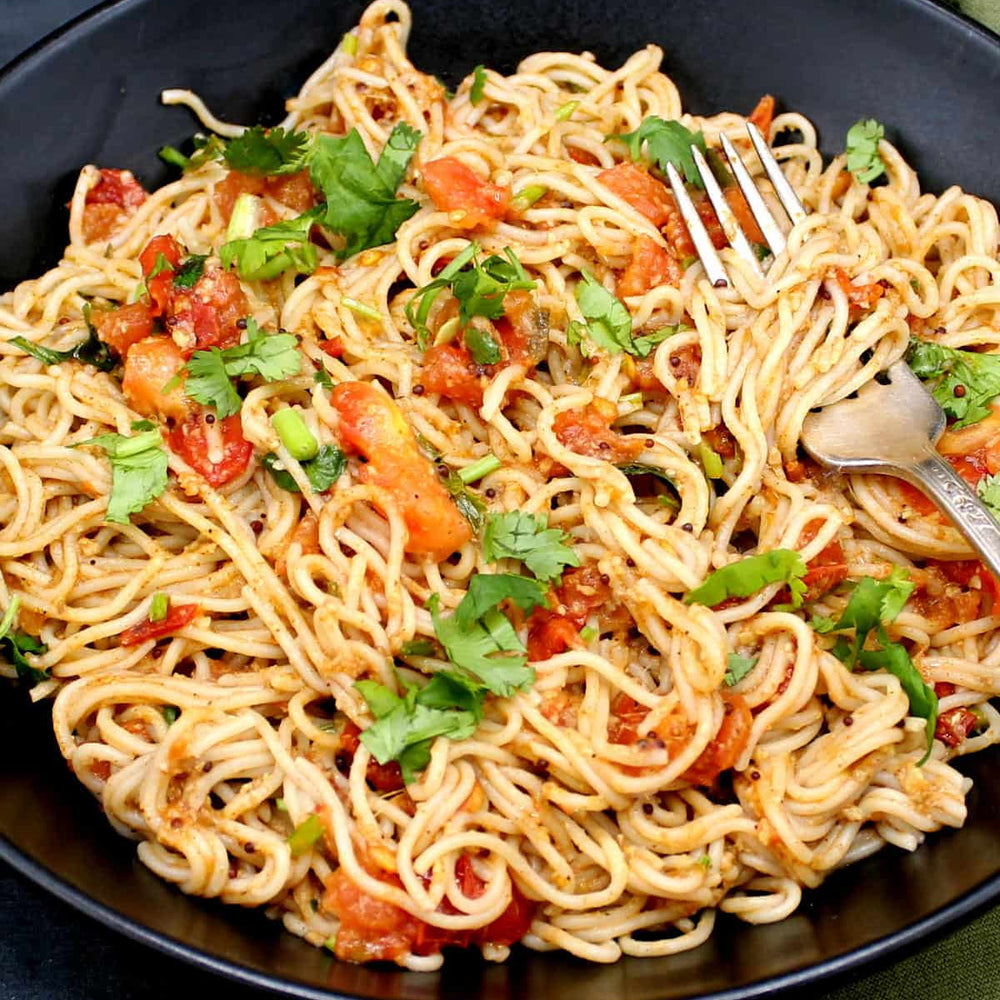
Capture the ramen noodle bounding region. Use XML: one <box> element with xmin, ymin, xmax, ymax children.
<box><xmin>1</xmin><ymin>0</ymin><xmax>998</xmax><ymax>969</ymax></box>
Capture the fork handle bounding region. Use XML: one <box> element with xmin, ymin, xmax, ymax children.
<box><xmin>904</xmin><ymin>448</ymin><xmax>1000</xmax><ymax>581</ymax></box>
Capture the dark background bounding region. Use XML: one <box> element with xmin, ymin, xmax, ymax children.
<box><xmin>0</xmin><ymin>3</ymin><xmax>998</xmax><ymax>1000</ymax></box>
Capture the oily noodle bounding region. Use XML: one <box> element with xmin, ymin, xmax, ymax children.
<box><xmin>2</xmin><ymin>0</ymin><xmax>1000</xmax><ymax>968</ymax></box>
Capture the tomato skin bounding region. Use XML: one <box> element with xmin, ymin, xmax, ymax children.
<box><xmin>168</xmin><ymin>268</ymin><xmax>249</xmax><ymax>354</ymax></box>
<box><xmin>331</xmin><ymin>381</ymin><xmax>472</xmax><ymax>559</ymax></box>
<box><xmin>319</xmin><ymin>337</ymin><xmax>345</xmax><ymax>359</ymax></box>
<box><xmin>86</xmin><ymin>168</ymin><xmax>147</xmax><ymax>209</ymax></box>
<box><xmin>618</xmin><ymin>235</ymin><xmax>682</xmax><ymax>297</ymax></box>
<box><xmin>552</xmin><ymin>398</ymin><xmax>643</xmax><ymax>463</ymax></box>
<box><xmin>936</xmin><ymin>706</ymin><xmax>979</xmax><ymax>747</ymax></box>
<box><xmin>168</xmin><ymin>413</ymin><xmax>253</xmax><ymax>488</ymax></box>
<box><xmin>120</xmin><ymin>602</ymin><xmax>200</xmax><ymax>646</ymax></box>
<box><xmin>420</xmin><ymin>343</ymin><xmax>485</xmax><ymax>406</ymax></box>
<box><xmin>139</xmin><ymin>234</ymin><xmax>184</xmax><ymax>317</ymax></box>
<box><xmin>609</xmin><ymin>691</ymin><xmax>751</xmax><ymax>786</ymax></box>
<box><xmin>422</xmin><ymin>157</ymin><xmax>510</xmax><ymax>231</ymax></box>
<box><xmin>527</xmin><ymin>614</ymin><xmax>579</xmax><ymax>661</ymax></box>
<box><xmin>598</xmin><ymin>163</ymin><xmax>674</xmax><ymax>227</ymax></box>
<box><xmin>90</xmin><ymin>301</ymin><xmax>154</xmax><ymax>358</ymax></box>
<box><xmin>833</xmin><ymin>267</ymin><xmax>884</xmax><ymax>311</ymax></box>
<box><xmin>747</xmin><ymin>94</ymin><xmax>775</xmax><ymax>135</ymax></box>
<box><xmin>121</xmin><ymin>336</ymin><xmax>190</xmax><ymax>421</ymax></box>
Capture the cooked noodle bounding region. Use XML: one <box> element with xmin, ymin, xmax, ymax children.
<box><xmin>1</xmin><ymin>0</ymin><xmax>998</xmax><ymax>968</ymax></box>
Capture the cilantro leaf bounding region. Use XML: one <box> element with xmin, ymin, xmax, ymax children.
<box><xmin>482</xmin><ymin>511</ymin><xmax>579</xmax><ymax>583</ymax></box>
<box><xmin>78</xmin><ymin>428</ymin><xmax>168</xmax><ymax>524</ymax></box>
<box><xmin>574</xmin><ymin>270</ymin><xmax>634</xmax><ymax>354</ymax></box>
<box><xmin>725</xmin><ymin>653</ymin><xmax>758</xmax><ymax>687</ymax></box>
<box><xmin>618</xmin><ymin>464</ymin><xmax>681</xmax><ymax>509</ymax></box>
<box><xmin>632</xmin><ymin>326</ymin><xmax>680</xmax><ymax>358</ymax></box>
<box><xmin>470</xmin><ymin>64</ymin><xmax>487</xmax><ymax>105</ymax></box>
<box><xmin>184</xmin><ymin>350</ymin><xmax>242</xmax><ymax>417</ymax></box>
<box><xmin>685</xmin><ymin>549</ymin><xmax>808</xmax><ymax>608</ymax></box>
<box><xmin>173</xmin><ymin>254</ymin><xmax>207</xmax><ymax>289</ymax></box>
<box><xmin>429</xmin><ymin>573</ymin><xmax>545</xmax><ymax>697</ymax></box>
<box><xmin>978</xmin><ymin>473</ymin><xmax>1000</xmax><ymax>520</ymax></box>
<box><xmin>355</xmin><ymin>675</ymin><xmax>480</xmax><ymax>783</ymax></box>
<box><xmin>400</xmin><ymin>638</ymin><xmax>437</xmax><ymax>657</ymax></box>
<box><xmin>220</xmin><ymin>210</ymin><xmax>320</xmax><ymax>282</ymax></box>
<box><xmin>223</xmin><ymin>125</ymin><xmax>313</xmax><ymax>176</ymax></box>
<box><xmin>845</xmin><ymin>118</ymin><xmax>886</xmax><ymax>184</ymax></box>
<box><xmin>614</xmin><ymin>117</ymin><xmax>709</xmax><ymax>187</ymax></box>
<box><xmin>857</xmin><ymin>626</ymin><xmax>937</xmax><ymax>763</ymax></box>
<box><xmin>309</xmin><ymin>124</ymin><xmax>422</xmax><ymax>259</ymax></box>
<box><xmin>907</xmin><ymin>338</ymin><xmax>1000</xmax><ymax>430</ymax></box>
<box><xmin>0</xmin><ymin>596</ymin><xmax>48</xmax><ymax>685</ymax></box>
<box><xmin>160</xmin><ymin>134</ymin><xmax>227</xmax><ymax>172</ymax></box>
<box><xmin>183</xmin><ymin>320</ymin><xmax>301</xmax><ymax>416</ymax></box>
<box><xmin>812</xmin><ymin>567</ymin><xmax>914</xmax><ymax>667</ymax></box>
<box><xmin>10</xmin><ymin>326</ymin><xmax>117</xmax><ymax>374</ymax></box>
<box><xmin>441</xmin><ymin>468</ymin><xmax>487</xmax><ymax>534</ymax></box>
<box><xmin>262</xmin><ymin>444</ymin><xmax>345</xmax><ymax>494</ymax></box>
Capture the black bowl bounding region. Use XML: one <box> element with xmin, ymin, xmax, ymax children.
<box><xmin>2</xmin><ymin>1</ymin><xmax>1000</xmax><ymax>997</ymax></box>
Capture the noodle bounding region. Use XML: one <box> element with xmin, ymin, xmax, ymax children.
<box><xmin>1</xmin><ymin>0</ymin><xmax>998</xmax><ymax>969</ymax></box>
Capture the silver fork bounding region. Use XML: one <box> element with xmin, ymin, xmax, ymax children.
<box><xmin>674</xmin><ymin>123</ymin><xmax>1000</xmax><ymax>579</ymax></box>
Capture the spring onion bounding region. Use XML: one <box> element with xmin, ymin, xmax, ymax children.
<box><xmin>509</xmin><ymin>184</ymin><xmax>547</xmax><ymax>214</ymax></box>
<box><xmin>555</xmin><ymin>100</ymin><xmax>579</xmax><ymax>122</ymax></box>
<box><xmin>618</xmin><ymin>392</ymin><xmax>643</xmax><ymax>414</ymax></box>
<box><xmin>149</xmin><ymin>593</ymin><xmax>169</xmax><ymax>622</ymax></box>
<box><xmin>272</xmin><ymin>409</ymin><xmax>319</xmax><ymax>461</ymax></box>
<box><xmin>342</xmin><ymin>32</ymin><xmax>358</xmax><ymax>56</ymax></box>
<box><xmin>458</xmin><ymin>454</ymin><xmax>501</xmax><ymax>484</ymax></box>
<box><xmin>341</xmin><ymin>296</ymin><xmax>382</xmax><ymax>323</ymax></box>
<box><xmin>698</xmin><ymin>440</ymin><xmax>724</xmax><ymax>479</ymax></box>
<box><xmin>579</xmin><ymin>626</ymin><xmax>597</xmax><ymax>643</ymax></box>
<box><xmin>226</xmin><ymin>192</ymin><xmax>264</xmax><ymax>242</ymax></box>
<box><xmin>287</xmin><ymin>813</ymin><xmax>325</xmax><ymax>856</ymax></box>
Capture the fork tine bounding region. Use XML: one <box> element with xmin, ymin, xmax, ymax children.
<box><xmin>664</xmin><ymin>161</ymin><xmax>728</xmax><ymax>288</ymax></box>
<box><xmin>746</xmin><ymin>122</ymin><xmax>807</xmax><ymax>226</ymax></box>
<box><xmin>690</xmin><ymin>144</ymin><xmax>763</xmax><ymax>277</ymax></box>
<box><xmin>719</xmin><ymin>132</ymin><xmax>787</xmax><ymax>256</ymax></box>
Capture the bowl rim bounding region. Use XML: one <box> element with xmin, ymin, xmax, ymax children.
<box><xmin>1</xmin><ymin>0</ymin><xmax>1000</xmax><ymax>997</ymax></box>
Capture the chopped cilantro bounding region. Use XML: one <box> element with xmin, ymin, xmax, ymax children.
<box><xmin>907</xmin><ymin>338</ymin><xmax>1000</xmax><ymax>430</ymax></box>
<box><xmin>845</xmin><ymin>119</ymin><xmax>887</xmax><ymax>184</ymax></box>
<box><xmin>613</xmin><ymin>116</ymin><xmax>709</xmax><ymax>187</ymax></box>
<box><xmin>223</xmin><ymin>125</ymin><xmax>312</xmax><ymax>176</ymax></box>
<box><xmin>76</xmin><ymin>428</ymin><xmax>168</xmax><ymax>524</ymax></box>
<box><xmin>724</xmin><ymin>653</ymin><xmax>758</xmax><ymax>687</ymax></box>
<box><xmin>470</xmin><ymin>65</ymin><xmax>487</xmax><ymax>105</ymax></box>
<box><xmin>686</xmin><ymin>549</ymin><xmax>808</xmax><ymax>608</ymax></box>
<box><xmin>482</xmin><ymin>511</ymin><xmax>579</xmax><ymax>583</ymax></box>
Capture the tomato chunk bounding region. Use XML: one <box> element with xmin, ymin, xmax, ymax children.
<box><xmin>120</xmin><ymin>602</ymin><xmax>200</xmax><ymax>646</ymax></box>
<box><xmin>527</xmin><ymin>614</ymin><xmax>579</xmax><ymax>661</ymax></box>
<box><xmin>598</xmin><ymin>163</ymin><xmax>674</xmax><ymax>227</ymax></box>
<box><xmin>121</xmin><ymin>336</ymin><xmax>190</xmax><ymax>421</ymax></box>
<box><xmin>168</xmin><ymin>413</ymin><xmax>254</xmax><ymax>488</ymax></box>
<box><xmin>936</xmin><ymin>707</ymin><xmax>979</xmax><ymax>747</ymax></box>
<box><xmin>336</xmin><ymin>721</ymin><xmax>405</xmax><ymax>793</ymax></box>
<box><xmin>330</xmin><ymin>381</ymin><xmax>472</xmax><ymax>559</ymax></box>
<box><xmin>618</xmin><ymin>234</ymin><xmax>682</xmax><ymax>296</ymax></box>
<box><xmin>140</xmin><ymin>234</ymin><xmax>184</xmax><ymax>317</ymax></box>
<box><xmin>87</xmin><ymin>168</ymin><xmax>148</xmax><ymax>210</ymax></box>
<box><xmin>552</xmin><ymin>398</ymin><xmax>643</xmax><ymax>463</ymax></box>
<box><xmin>168</xmin><ymin>267</ymin><xmax>249</xmax><ymax>354</ymax></box>
<box><xmin>833</xmin><ymin>268</ymin><xmax>884</xmax><ymax>311</ymax></box>
<box><xmin>422</xmin><ymin>157</ymin><xmax>510</xmax><ymax>231</ymax></box>
<box><xmin>747</xmin><ymin>94</ymin><xmax>776</xmax><ymax>135</ymax></box>
<box><xmin>90</xmin><ymin>301</ymin><xmax>153</xmax><ymax>358</ymax></box>
<box><xmin>420</xmin><ymin>343</ymin><xmax>485</xmax><ymax>406</ymax></box>
<box><xmin>495</xmin><ymin>289</ymin><xmax>549</xmax><ymax>366</ymax></box>
<box><xmin>214</xmin><ymin>169</ymin><xmax>317</xmax><ymax>223</ymax></box>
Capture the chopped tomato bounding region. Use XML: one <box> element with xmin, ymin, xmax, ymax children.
<box><xmin>632</xmin><ymin>357</ymin><xmax>661</xmax><ymax>391</ymax></box>
<box><xmin>494</xmin><ymin>289</ymin><xmax>549</xmax><ymax>365</ymax></box>
<box><xmin>81</xmin><ymin>204</ymin><xmax>127</xmax><ymax>244</ymax></box>
<box><xmin>87</xmin><ymin>168</ymin><xmax>148</xmax><ymax>210</ymax></box>
<box><xmin>911</xmin><ymin>561</ymin><xmax>984</xmax><ymax>628</ymax></box>
<box><xmin>214</xmin><ymin>169</ymin><xmax>316</xmax><ymax>223</ymax></box>
<box><xmin>723</xmin><ymin>185</ymin><xmax>766</xmax><ymax>245</ymax></box>
<box><xmin>120</xmin><ymin>602</ymin><xmax>200</xmax><ymax>647</ymax></box>
<box><xmin>618</xmin><ymin>235</ymin><xmax>682</xmax><ymax>297</ymax></box>
<box><xmin>330</xmin><ymin>381</ymin><xmax>472</xmax><ymax>559</ymax></box>
<box><xmin>566</xmin><ymin>147</ymin><xmax>601</xmax><ymax>166</ymax></box>
<box><xmin>324</xmin><ymin>864</ymin><xmax>534</xmax><ymax>963</ymax></box>
<box><xmin>168</xmin><ymin>267</ymin><xmax>249</xmax><ymax>354</ymax></box>
<box><xmin>935</xmin><ymin>707</ymin><xmax>979</xmax><ymax>747</ymax></box>
<box><xmin>597</xmin><ymin>163</ymin><xmax>674</xmax><ymax>227</ymax></box>
<box><xmin>899</xmin><ymin>452</ymin><xmax>987</xmax><ymax>517</ymax></box>
<box><xmin>527</xmin><ymin>613</ymin><xmax>579</xmax><ymax>661</ymax></box>
<box><xmin>802</xmin><ymin>539</ymin><xmax>849</xmax><ymax>600</ymax></box>
<box><xmin>747</xmin><ymin>95</ymin><xmax>776</xmax><ymax>135</ymax></box>
<box><xmin>90</xmin><ymin>301</ymin><xmax>153</xmax><ymax>357</ymax></box>
<box><xmin>121</xmin><ymin>336</ymin><xmax>190</xmax><ymax>421</ymax></box>
<box><xmin>337</xmin><ymin>721</ymin><xmax>405</xmax><ymax>793</ymax></box>
<box><xmin>276</xmin><ymin>512</ymin><xmax>321</xmax><ymax>577</ymax></box>
<box><xmin>140</xmin><ymin>234</ymin><xmax>184</xmax><ymax>317</ymax></box>
<box><xmin>420</xmin><ymin>343</ymin><xmax>485</xmax><ymax>406</ymax></box>
<box><xmin>833</xmin><ymin>268</ymin><xmax>885</xmax><ymax>312</ymax></box>
<box><xmin>319</xmin><ymin>337</ymin><xmax>345</xmax><ymax>359</ymax></box>
<box><xmin>168</xmin><ymin>413</ymin><xmax>254</xmax><ymax>488</ymax></box>
<box><xmin>703</xmin><ymin>424</ymin><xmax>738</xmax><ymax>459</ymax></box>
<box><xmin>422</xmin><ymin>157</ymin><xmax>510</xmax><ymax>231</ymax></box>
<box><xmin>552</xmin><ymin>398</ymin><xmax>643</xmax><ymax>463</ymax></box>
<box><xmin>455</xmin><ymin>855</ymin><xmax>486</xmax><ymax>899</ymax></box>
<box><xmin>609</xmin><ymin>691</ymin><xmax>751</xmax><ymax>786</ymax></box>
<box><xmin>929</xmin><ymin>559</ymin><xmax>999</xmax><ymax>608</ymax></box>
